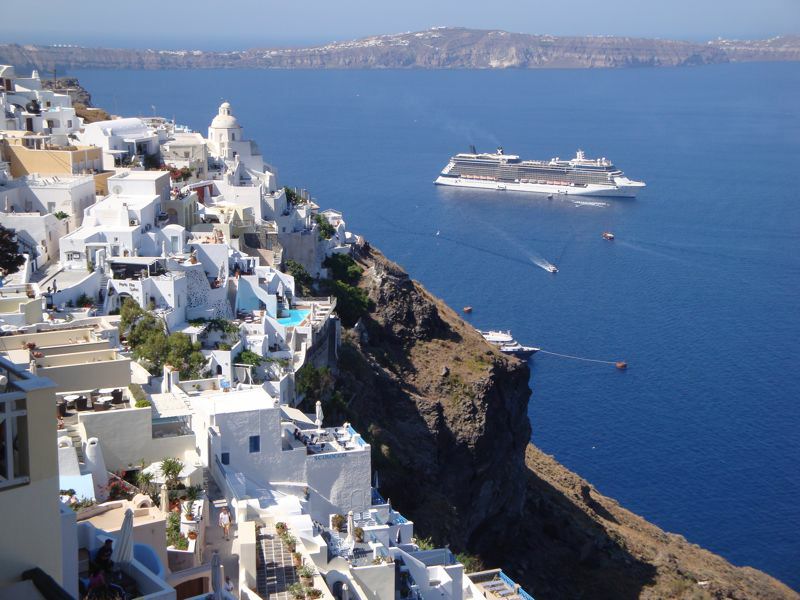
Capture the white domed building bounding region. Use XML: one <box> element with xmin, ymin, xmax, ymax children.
<box><xmin>207</xmin><ymin>102</ymin><xmax>242</xmax><ymax>158</ymax></box>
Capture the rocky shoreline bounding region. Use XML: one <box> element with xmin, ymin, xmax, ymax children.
<box><xmin>335</xmin><ymin>244</ymin><xmax>798</xmax><ymax>599</ymax></box>
<box><xmin>2</xmin><ymin>28</ymin><xmax>799</xmax><ymax>72</ymax></box>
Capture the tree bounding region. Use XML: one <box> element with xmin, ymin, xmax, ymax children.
<box><xmin>296</xmin><ymin>364</ymin><xmax>335</xmax><ymax>408</ymax></box>
<box><xmin>160</xmin><ymin>457</ymin><xmax>184</xmax><ymax>489</ymax></box>
<box><xmin>165</xmin><ymin>332</ymin><xmax>205</xmax><ymax>379</ymax></box>
<box><xmin>323</xmin><ymin>253</ymin><xmax>362</xmax><ymax>285</ymax></box>
<box><xmin>284</xmin><ymin>259</ymin><xmax>313</xmax><ymax>296</ymax></box>
<box><xmin>330</xmin><ymin>280</ymin><xmax>370</xmax><ymax>327</ymax></box>
<box><xmin>0</xmin><ymin>225</ymin><xmax>25</xmax><ymax>276</ymax></box>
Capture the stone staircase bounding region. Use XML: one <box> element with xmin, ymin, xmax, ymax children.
<box><xmin>256</xmin><ymin>525</ymin><xmax>298</xmax><ymax>600</ymax></box>
<box><xmin>64</xmin><ymin>423</ymin><xmax>84</xmax><ymax>463</ymax></box>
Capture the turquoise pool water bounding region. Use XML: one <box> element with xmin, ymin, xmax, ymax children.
<box><xmin>277</xmin><ymin>308</ymin><xmax>310</xmax><ymax>327</ymax></box>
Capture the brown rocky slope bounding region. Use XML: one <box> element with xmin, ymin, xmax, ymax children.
<box><xmin>334</xmin><ymin>243</ymin><xmax>797</xmax><ymax>600</ymax></box>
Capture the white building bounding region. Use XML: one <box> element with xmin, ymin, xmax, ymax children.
<box><xmin>79</xmin><ymin>117</ymin><xmax>160</xmax><ymax>169</ymax></box>
<box><xmin>0</xmin><ymin>66</ymin><xmax>83</xmax><ymax>145</ymax></box>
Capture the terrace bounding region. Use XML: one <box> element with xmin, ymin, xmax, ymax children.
<box><xmin>281</xmin><ymin>422</ymin><xmax>368</xmax><ymax>456</ymax></box>
<box><xmin>467</xmin><ymin>569</ymin><xmax>536</xmax><ymax>600</ymax></box>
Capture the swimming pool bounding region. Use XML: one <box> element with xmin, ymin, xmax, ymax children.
<box><xmin>277</xmin><ymin>308</ymin><xmax>310</xmax><ymax>327</ymax></box>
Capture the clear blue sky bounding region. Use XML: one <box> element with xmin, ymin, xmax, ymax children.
<box><xmin>2</xmin><ymin>0</ymin><xmax>798</xmax><ymax>49</ymax></box>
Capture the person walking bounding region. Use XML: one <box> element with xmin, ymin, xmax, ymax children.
<box><xmin>218</xmin><ymin>506</ymin><xmax>232</xmax><ymax>541</ymax></box>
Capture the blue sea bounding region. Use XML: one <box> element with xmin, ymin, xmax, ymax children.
<box><xmin>73</xmin><ymin>64</ymin><xmax>800</xmax><ymax>588</ymax></box>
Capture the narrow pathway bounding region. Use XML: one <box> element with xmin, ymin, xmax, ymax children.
<box><xmin>256</xmin><ymin>525</ymin><xmax>298</xmax><ymax>599</ymax></box>
<box><xmin>204</xmin><ymin>472</ymin><xmax>239</xmax><ymax>593</ymax></box>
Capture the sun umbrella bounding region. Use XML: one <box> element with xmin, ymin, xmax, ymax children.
<box><xmin>373</xmin><ymin>470</ymin><xmax>380</xmax><ymax>490</ymax></box>
<box><xmin>395</xmin><ymin>528</ymin><xmax>402</xmax><ymax>545</ymax></box>
<box><xmin>346</xmin><ymin>510</ymin><xmax>355</xmax><ymax>542</ymax></box>
<box><xmin>159</xmin><ymin>483</ymin><xmax>169</xmax><ymax>514</ymax></box>
<box><xmin>211</xmin><ymin>551</ymin><xmax>223</xmax><ymax>600</ymax></box>
<box><xmin>111</xmin><ymin>508</ymin><xmax>134</xmax><ymax>565</ymax></box>
<box><xmin>315</xmin><ymin>400</ymin><xmax>324</xmax><ymax>430</ymax></box>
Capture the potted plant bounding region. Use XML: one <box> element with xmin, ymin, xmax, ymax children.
<box><xmin>354</xmin><ymin>527</ymin><xmax>365</xmax><ymax>543</ymax></box>
<box><xmin>292</xmin><ymin>551</ymin><xmax>302</xmax><ymax>567</ymax></box>
<box><xmin>285</xmin><ymin>534</ymin><xmax>297</xmax><ymax>553</ymax></box>
<box><xmin>183</xmin><ymin>485</ymin><xmax>200</xmax><ymax>520</ymax></box>
<box><xmin>307</xmin><ymin>589</ymin><xmax>323</xmax><ymax>599</ymax></box>
<box><xmin>331</xmin><ymin>513</ymin><xmax>345</xmax><ymax>532</ymax></box>
<box><xmin>187</xmin><ymin>530</ymin><xmax>198</xmax><ymax>540</ymax></box>
<box><xmin>298</xmin><ymin>564</ymin><xmax>314</xmax><ymax>585</ymax></box>
<box><xmin>287</xmin><ymin>583</ymin><xmax>305</xmax><ymax>600</ymax></box>
<box><xmin>275</xmin><ymin>521</ymin><xmax>288</xmax><ymax>535</ymax></box>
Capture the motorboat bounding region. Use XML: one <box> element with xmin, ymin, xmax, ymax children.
<box><xmin>602</xmin><ymin>231</ymin><xmax>615</xmax><ymax>240</ymax></box>
<box><xmin>478</xmin><ymin>329</ymin><xmax>539</xmax><ymax>359</ymax></box>
<box><xmin>546</xmin><ymin>265</ymin><xmax>558</xmax><ymax>273</ymax></box>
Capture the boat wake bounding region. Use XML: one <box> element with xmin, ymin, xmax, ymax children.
<box><xmin>530</xmin><ymin>256</ymin><xmax>557</xmax><ymax>273</ymax></box>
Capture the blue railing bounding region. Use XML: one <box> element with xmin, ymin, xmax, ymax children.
<box><xmin>518</xmin><ymin>589</ymin><xmax>536</xmax><ymax>600</ymax></box>
<box><xmin>499</xmin><ymin>571</ymin><xmax>515</xmax><ymax>587</ymax></box>
<box><xmin>497</xmin><ymin>571</ymin><xmax>535</xmax><ymax>600</ymax></box>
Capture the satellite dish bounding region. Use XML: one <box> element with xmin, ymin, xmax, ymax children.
<box><xmin>112</xmin><ymin>185</ymin><xmax>122</xmax><ymax>195</ymax></box>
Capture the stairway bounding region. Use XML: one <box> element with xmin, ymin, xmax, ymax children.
<box><xmin>256</xmin><ymin>525</ymin><xmax>298</xmax><ymax>600</ymax></box>
<box><xmin>64</xmin><ymin>423</ymin><xmax>84</xmax><ymax>463</ymax></box>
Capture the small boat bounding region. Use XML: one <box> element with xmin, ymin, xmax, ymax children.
<box><xmin>478</xmin><ymin>329</ymin><xmax>540</xmax><ymax>359</ymax></box>
<box><xmin>602</xmin><ymin>231</ymin><xmax>615</xmax><ymax>240</ymax></box>
<box><xmin>546</xmin><ymin>265</ymin><xmax>558</xmax><ymax>273</ymax></box>
<box><xmin>616</xmin><ymin>361</ymin><xmax>627</xmax><ymax>370</ymax></box>
<box><xmin>463</xmin><ymin>306</ymin><xmax>473</xmax><ymax>314</ymax></box>
<box><xmin>496</xmin><ymin>184</ymin><xmax>507</xmax><ymax>191</ymax></box>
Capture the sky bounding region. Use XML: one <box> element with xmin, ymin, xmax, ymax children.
<box><xmin>2</xmin><ymin>0</ymin><xmax>799</xmax><ymax>49</ymax></box>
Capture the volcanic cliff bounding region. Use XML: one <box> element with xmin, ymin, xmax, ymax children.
<box><xmin>2</xmin><ymin>28</ymin><xmax>800</xmax><ymax>72</ymax></box>
<box><xmin>334</xmin><ymin>243</ymin><xmax>798</xmax><ymax>600</ymax></box>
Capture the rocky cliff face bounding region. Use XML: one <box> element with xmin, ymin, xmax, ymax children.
<box><xmin>2</xmin><ymin>28</ymin><xmax>798</xmax><ymax>72</ymax></box>
<box><xmin>336</xmin><ymin>244</ymin><xmax>798</xmax><ymax>600</ymax></box>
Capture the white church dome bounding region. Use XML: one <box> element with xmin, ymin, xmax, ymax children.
<box><xmin>210</xmin><ymin>101</ymin><xmax>240</xmax><ymax>129</ymax></box>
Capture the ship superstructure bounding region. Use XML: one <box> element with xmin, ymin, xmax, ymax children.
<box><xmin>435</xmin><ymin>147</ymin><xmax>645</xmax><ymax>197</ymax></box>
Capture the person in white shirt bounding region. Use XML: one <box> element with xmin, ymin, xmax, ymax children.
<box><xmin>218</xmin><ymin>507</ymin><xmax>232</xmax><ymax>541</ymax></box>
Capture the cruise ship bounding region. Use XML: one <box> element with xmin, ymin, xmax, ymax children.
<box><xmin>435</xmin><ymin>147</ymin><xmax>646</xmax><ymax>198</ymax></box>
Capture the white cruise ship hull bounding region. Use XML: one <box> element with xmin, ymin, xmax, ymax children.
<box><xmin>434</xmin><ymin>175</ymin><xmax>645</xmax><ymax>198</ymax></box>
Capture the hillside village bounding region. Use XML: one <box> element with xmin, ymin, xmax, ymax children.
<box><xmin>0</xmin><ymin>65</ymin><xmax>535</xmax><ymax>600</ymax></box>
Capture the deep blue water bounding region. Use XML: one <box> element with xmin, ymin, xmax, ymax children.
<box><xmin>73</xmin><ymin>64</ymin><xmax>800</xmax><ymax>588</ymax></box>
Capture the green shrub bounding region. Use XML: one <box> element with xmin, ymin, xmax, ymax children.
<box><xmin>323</xmin><ymin>253</ymin><xmax>362</xmax><ymax>285</ymax></box>
<box><xmin>129</xmin><ymin>383</ymin><xmax>147</xmax><ymax>405</ymax></box>
<box><xmin>237</xmin><ymin>350</ymin><xmax>263</xmax><ymax>366</ymax></box>
<box><xmin>135</xmin><ymin>398</ymin><xmax>152</xmax><ymax>408</ymax></box>
<box><xmin>313</xmin><ymin>213</ymin><xmax>336</xmax><ymax>240</ymax></box>
<box><xmin>330</xmin><ymin>280</ymin><xmax>369</xmax><ymax>327</ymax></box>
<box><xmin>53</xmin><ymin>211</ymin><xmax>69</xmax><ymax>220</ymax></box>
<box><xmin>284</xmin><ymin>259</ymin><xmax>313</xmax><ymax>296</ymax></box>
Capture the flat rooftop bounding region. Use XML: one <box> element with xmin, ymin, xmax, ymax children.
<box><xmin>189</xmin><ymin>385</ymin><xmax>278</xmax><ymax>414</ymax></box>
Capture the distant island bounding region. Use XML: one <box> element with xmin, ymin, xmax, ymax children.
<box><xmin>3</xmin><ymin>27</ymin><xmax>800</xmax><ymax>71</ymax></box>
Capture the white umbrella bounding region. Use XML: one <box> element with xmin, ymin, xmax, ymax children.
<box><xmin>159</xmin><ymin>483</ymin><xmax>169</xmax><ymax>515</ymax></box>
<box><xmin>395</xmin><ymin>528</ymin><xmax>402</xmax><ymax>545</ymax></box>
<box><xmin>373</xmin><ymin>471</ymin><xmax>380</xmax><ymax>490</ymax></box>
<box><xmin>112</xmin><ymin>508</ymin><xmax>134</xmax><ymax>565</ymax></box>
<box><xmin>315</xmin><ymin>401</ymin><xmax>324</xmax><ymax>430</ymax></box>
<box><xmin>211</xmin><ymin>551</ymin><xmax>223</xmax><ymax>600</ymax></box>
<box><xmin>346</xmin><ymin>510</ymin><xmax>355</xmax><ymax>542</ymax></box>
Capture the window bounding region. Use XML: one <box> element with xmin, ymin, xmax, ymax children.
<box><xmin>0</xmin><ymin>396</ymin><xmax>30</xmax><ymax>489</ymax></box>
<box><xmin>220</xmin><ymin>452</ymin><xmax>229</xmax><ymax>465</ymax></box>
<box><xmin>249</xmin><ymin>436</ymin><xmax>260</xmax><ymax>453</ymax></box>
